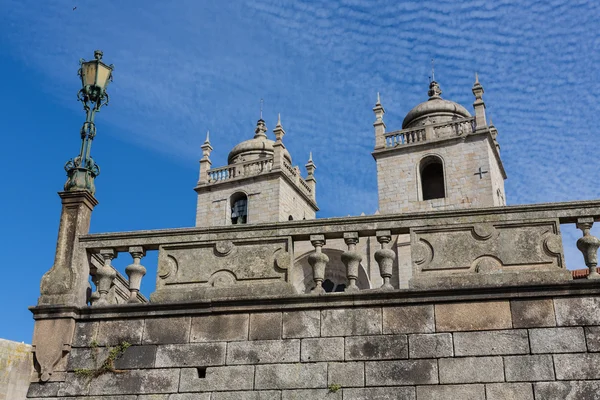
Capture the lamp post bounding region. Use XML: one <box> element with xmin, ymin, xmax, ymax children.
<box><xmin>64</xmin><ymin>50</ymin><xmax>114</xmax><ymax>195</ymax></box>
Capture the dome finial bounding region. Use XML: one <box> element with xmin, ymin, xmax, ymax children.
<box><xmin>428</xmin><ymin>80</ymin><xmax>442</xmax><ymax>99</ymax></box>
<box><xmin>254</xmin><ymin>118</ymin><xmax>267</xmax><ymax>139</ymax></box>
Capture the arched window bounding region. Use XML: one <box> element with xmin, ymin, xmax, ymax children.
<box><xmin>420</xmin><ymin>157</ymin><xmax>445</xmax><ymax>200</ymax></box>
<box><xmin>230</xmin><ymin>192</ymin><xmax>248</xmax><ymax>224</ymax></box>
<box><xmin>288</xmin><ymin>215</ymin><xmax>294</xmax><ymax>221</ymax></box>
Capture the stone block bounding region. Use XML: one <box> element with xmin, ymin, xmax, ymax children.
<box><xmin>328</xmin><ymin>362</ymin><xmax>364</xmax><ymax>388</ymax></box>
<box><xmin>408</xmin><ymin>333</ymin><xmax>453</xmax><ymax>358</ymax></box>
<box><xmin>321</xmin><ymin>308</ymin><xmax>381</xmax><ymax>337</ymax></box>
<box><xmin>439</xmin><ymin>356</ymin><xmax>504</xmax><ymax>384</ymax></box>
<box><xmin>255</xmin><ymin>362</ymin><xmax>327</xmax><ymax>389</ymax></box>
<box><xmin>56</xmin><ymin>373</ymin><xmax>90</xmax><ymax>396</ymax></box>
<box><xmin>169</xmin><ymin>394</ymin><xmax>211</xmax><ymax>400</ymax></box>
<box><xmin>179</xmin><ymin>366</ymin><xmax>254</xmax><ymax>392</ymax></box>
<box><xmin>301</xmin><ymin>337</ymin><xmax>344</xmax><ymax>362</ymax></box>
<box><xmin>190</xmin><ymin>314</ymin><xmax>249</xmax><ymax>342</ymax></box>
<box><xmin>96</xmin><ymin>319</ymin><xmax>144</xmax><ymax>346</ymax></box>
<box><xmin>485</xmin><ymin>383</ymin><xmax>533</xmax><ymax>400</ymax></box>
<box><xmin>27</xmin><ymin>382</ymin><xmax>61</xmax><ymax>397</ymax></box>
<box><xmin>585</xmin><ymin>326</ymin><xmax>600</xmax><ymax>352</ymax></box>
<box><xmin>365</xmin><ymin>360</ymin><xmax>437</xmax><ymax>386</ymax></box>
<box><xmin>143</xmin><ymin>317</ymin><xmax>191</xmax><ymax>344</ymax></box>
<box><xmin>554</xmin><ymin>296</ymin><xmax>600</xmax><ymax>326</ymax></box>
<box><xmin>504</xmin><ymin>355</ymin><xmax>555</xmax><ymax>381</ymax></box>
<box><xmin>454</xmin><ymin>330</ymin><xmax>529</xmax><ymax>356</ymax></box>
<box><xmin>416</xmin><ymin>384</ymin><xmax>485</xmax><ymax>400</ymax></box>
<box><xmin>529</xmin><ymin>327</ymin><xmax>587</xmax><ymax>353</ymax></box>
<box><xmin>554</xmin><ymin>353</ymin><xmax>600</xmax><ymax>379</ymax></box>
<box><xmin>155</xmin><ymin>343</ymin><xmax>226</xmax><ymax>367</ymax></box>
<box><xmin>114</xmin><ymin>345</ymin><xmax>157</xmax><ymax>370</ymax></box>
<box><xmin>88</xmin><ymin>368</ymin><xmax>180</xmax><ymax>395</ymax></box>
<box><xmin>343</xmin><ymin>387</ymin><xmax>416</xmax><ymax>400</ymax></box>
<box><xmin>72</xmin><ymin>322</ymin><xmax>98</xmax><ymax>347</ymax></box>
<box><xmin>435</xmin><ymin>301</ymin><xmax>512</xmax><ymax>332</ymax></box>
<box><xmin>283</xmin><ymin>310</ymin><xmax>320</xmax><ymax>338</ymax></box>
<box><xmin>250</xmin><ymin>313</ymin><xmax>282</xmax><ymax>340</ymax></box>
<box><xmin>138</xmin><ymin>396</ymin><xmax>170</xmax><ymax>400</ymax></box>
<box><xmin>510</xmin><ymin>299</ymin><xmax>555</xmax><ymax>328</ymax></box>
<box><xmin>345</xmin><ymin>335</ymin><xmax>408</xmax><ymax>360</ymax></box>
<box><xmin>281</xmin><ymin>389</ymin><xmax>341</xmax><ymax>400</ymax></box>
<box><xmin>227</xmin><ymin>339</ymin><xmax>300</xmax><ymax>364</ymax></box>
<box><xmin>534</xmin><ymin>381</ymin><xmax>600</xmax><ymax>399</ymax></box>
<box><xmin>382</xmin><ymin>305</ymin><xmax>434</xmax><ymax>334</ymax></box>
<box><xmin>212</xmin><ymin>391</ymin><xmax>281</xmax><ymax>400</ymax></box>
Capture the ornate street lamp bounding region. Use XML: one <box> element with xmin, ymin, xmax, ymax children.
<box><xmin>64</xmin><ymin>50</ymin><xmax>114</xmax><ymax>194</ymax></box>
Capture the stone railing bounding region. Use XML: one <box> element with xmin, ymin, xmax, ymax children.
<box><xmin>207</xmin><ymin>158</ymin><xmax>274</xmax><ymax>183</ymax></box>
<box><xmin>384</xmin><ymin>117</ymin><xmax>476</xmax><ymax>148</ymax></box>
<box><xmin>282</xmin><ymin>159</ymin><xmax>313</xmax><ymax>197</ymax></box>
<box><xmin>79</xmin><ymin>200</ymin><xmax>600</xmax><ymax>304</ymax></box>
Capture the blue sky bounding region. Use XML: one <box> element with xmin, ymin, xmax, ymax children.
<box><xmin>0</xmin><ymin>0</ymin><xmax>599</xmax><ymax>342</ymax></box>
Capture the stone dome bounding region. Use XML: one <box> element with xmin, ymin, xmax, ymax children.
<box><xmin>402</xmin><ymin>81</ymin><xmax>471</xmax><ymax>129</ymax></box>
<box><xmin>227</xmin><ymin>119</ymin><xmax>291</xmax><ymax>164</ymax></box>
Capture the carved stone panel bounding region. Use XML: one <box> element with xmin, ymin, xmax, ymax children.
<box><xmin>410</xmin><ymin>220</ymin><xmax>564</xmax><ymax>275</ymax></box>
<box><xmin>151</xmin><ymin>237</ymin><xmax>295</xmax><ymax>302</ymax></box>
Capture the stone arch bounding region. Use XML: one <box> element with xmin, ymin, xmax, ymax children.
<box><xmin>229</xmin><ymin>191</ymin><xmax>248</xmax><ymax>225</ymax></box>
<box><xmin>417</xmin><ymin>154</ymin><xmax>446</xmax><ymax>200</ymax></box>
<box><xmin>292</xmin><ymin>249</ymin><xmax>371</xmax><ymax>294</ymax></box>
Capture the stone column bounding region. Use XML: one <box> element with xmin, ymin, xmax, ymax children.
<box><xmin>95</xmin><ymin>249</ymin><xmax>117</xmax><ymax>305</ymax></box>
<box><xmin>125</xmin><ymin>246</ymin><xmax>146</xmax><ymax>303</ymax></box>
<box><xmin>341</xmin><ymin>232</ymin><xmax>362</xmax><ymax>292</ymax></box>
<box><xmin>576</xmin><ymin>217</ymin><xmax>600</xmax><ymax>279</ymax></box>
<box><xmin>307</xmin><ymin>235</ymin><xmax>329</xmax><ymax>294</ymax></box>
<box><xmin>375</xmin><ymin>230</ymin><xmax>396</xmax><ymax>290</ymax></box>
<box><xmin>38</xmin><ymin>191</ymin><xmax>98</xmax><ymax>306</ymax></box>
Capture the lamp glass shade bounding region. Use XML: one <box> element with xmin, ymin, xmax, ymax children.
<box><xmin>81</xmin><ymin>62</ymin><xmax>97</xmax><ymax>87</ymax></box>
<box><xmin>95</xmin><ymin>63</ymin><xmax>112</xmax><ymax>90</ymax></box>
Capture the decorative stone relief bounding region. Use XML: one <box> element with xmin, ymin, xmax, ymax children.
<box><xmin>32</xmin><ymin>318</ymin><xmax>75</xmax><ymax>382</ymax></box>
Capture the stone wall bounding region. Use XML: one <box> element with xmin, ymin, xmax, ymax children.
<box><xmin>375</xmin><ymin>133</ymin><xmax>503</xmax><ymax>214</ymax></box>
<box><xmin>27</xmin><ymin>282</ymin><xmax>600</xmax><ymax>399</ymax></box>
<box><xmin>0</xmin><ymin>339</ymin><xmax>33</xmax><ymax>400</ymax></box>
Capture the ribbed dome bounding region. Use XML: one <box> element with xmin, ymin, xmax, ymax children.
<box><xmin>402</xmin><ymin>81</ymin><xmax>471</xmax><ymax>129</ymax></box>
<box><xmin>227</xmin><ymin>119</ymin><xmax>291</xmax><ymax>164</ymax></box>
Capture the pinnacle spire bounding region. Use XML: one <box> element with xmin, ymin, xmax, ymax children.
<box><xmin>475</xmin><ymin>72</ymin><xmax>479</xmax><ymax>84</ymax></box>
<box><xmin>204</xmin><ymin>130</ymin><xmax>210</xmax><ymax>144</ymax></box>
<box><xmin>376</xmin><ymin>92</ymin><xmax>381</xmax><ymax>105</ymax></box>
<box><xmin>309</xmin><ymin>151</ymin><xmax>313</xmax><ymax>162</ymax></box>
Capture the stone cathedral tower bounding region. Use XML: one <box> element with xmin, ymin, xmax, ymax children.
<box><xmin>195</xmin><ymin>116</ymin><xmax>318</xmax><ymax>227</ymax></box>
<box><xmin>372</xmin><ymin>76</ymin><xmax>506</xmax><ymax>214</ymax></box>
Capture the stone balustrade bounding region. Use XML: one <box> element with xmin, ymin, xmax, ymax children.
<box><xmin>76</xmin><ymin>200</ymin><xmax>600</xmax><ymax>303</ymax></box>
<box><xmin>384</xmin><ymin>116</ymin><xmax>475</xmax><ymax>148</ymax></box>
<box><xmin>207</xmin><ymin>158</ymin><xmax>274</xmax><ymax>183</ymax></box>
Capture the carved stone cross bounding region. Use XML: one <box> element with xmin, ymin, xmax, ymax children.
<box><xmin>474</xmin><ymin>167</ymin><xmax>489</xmax><ymax>179</ymax></box>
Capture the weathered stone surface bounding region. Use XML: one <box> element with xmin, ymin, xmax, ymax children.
<box><xmin>190</xmin><ymin>314</ymin><xmax>249</xmax><ymax>342</ymax></box>
<box><xmin>179</xmin><ymin>366</ymin><xmax>254</xmax><ymax>392</ymax></box>
<box><xmin>55</xmin><ymin>373</ymin><xmax>89</xmax><ymax>396</ymax></box>
<box><xmin>408</xmin><ymin>333</ymin><xmax>453</xmax><ymax>358</ymax></box>
<box><xmin>255</xmin><ymin>363</ymin><xmax>327</xmax><ymax>389</ymax></box>
<box><xmin>454</xmin><ymin>330</ymin><xmax>529</xmax><ymax>356</ymax></box>
<box><xmin>96</xmin><ymin>319</ymin><xmax>144</xmax><ymax>346</ymax></box>
<box><xmin>585</xmin><ymin>326</ymin><xmax>600</xmax><ymax>352</ymax></box>
<box><xmin>227</xmin><ymin>339</ymin><xmax>300</xmax><ymax>364</ymax></box>
<box><xmin>554</xmin><ymin>353</ymin><xmax>600</xmax><ymax>380</ymax></box>
<box><xmin>534</xmin><ymin>381</ymin><xmax>600</xmax><ymax>399</ymax></box>
<box><xmin>435</xmin><ymin>301</ymin><xmax>512</xmax><ymax>332</ymax></box>
<box><xmin>138</xmin><ymin>395</ymin><xmax>170</xmax><ymax>400</ymax></box>
<box><xmin>345</xmin><ymin>335</ymin><xmax>407</xmax><ymax>360</ymax></box>
<box><xmin>155</xmin><ymin>343</ymin><xmax>226</xmax><ymax>367</ymax></box>
<box><xmin>554</xmin><ymin>296</ymin><xmax>600</xmax><ymax>326</ymax></box>
<box><xmin>343</xmin><ymin>387</ymin><xmax>416</xmax><ymax>400</ymax></box>
<box><xmin>168</xmin><ymin>394</ymin><xmax>211</xmax><ymax>400</ymax></box>
<box><xmin>72</xmin><ymin>322</ymin><xmax>98</xmax><ymax>347</ymax></box>
<box><xmin>301</xmin><ymin>337</ymin><xmax>344</xmax><ymax>362</ymax></box>
<box><xmin>143</xmin><ymin>317</ymin><xmax>191</xmax><ymax>344</ymax></box>
<box><xmin>250</xmin><ymin>313</ymin><xmax>282</xmax><ymax>340</ymax></box>
<box><xmin>114</xmin><ymin>345</ymin><xmax>157</xmax><ymax>370</ymax></box>
<box><xmin>439</xmin><ymin>356</ymin><xmax>504</xmax><ymax>383</ymax></box>
<box><xmin>88</xmin><ymin>368</ymin><xmax>180</xmax><ymax>395</ymax></box>
<box><xmin>510</xmin><ymin>299</ymin><xmax>556</xmax><ymax>328</ymax></box>
<box><xmin>281</xmin><ymin>389</ymin><xmax>341</xmax><ymax>400</ymax></box>
<box><xmin>529</xmin><ymin>327</ymin><xmax>586</xmax><ymax>353</ymax></box>
<box><xmin>212</xmin><ymin>390</ymin><xmax>281</xmax><ymax>400</ymax></box>
<box><xmin>327</xmin><ymin>362</ymin><xmax>364</xmax><ymax>388</ymax></box>
<box><xmin>321</xmin><ymin>308</ymin><xmax>381</xmax><ymax>337</ymax></box>
<box><xmin>504</xmin><ymin>355</ymin><xmax>555</xmax><ymax>381</ymax></box>
<box><xmin>69</xmin><ymin>345</ymin><xmax>157</xmax><ymax>371</ymax></box>
<box><xmin>283</xmin><ymin>310</ymin><xmax>320</xmax><ymax>338</ymax></box>
<box><xmin>27</xmin><ymin>382</ymin><xmax>61</xmax><ymax>397</ymax></box>
<box><xmin>416</xmin><ymin>384</ymin><xmax>485</xmax><ymax>400</ymax></box>
<box><xmin>382</xmin><ymin>305</ymin><xmax>434</xmax><ymax>334</ymax></box>
<box><xmin>365</xmin><ymin>360</ymin><xmax>438</xmax><ymax>386</ymax></box>
<box><xmin>485</xmin><ymin>383</ymin><xmax>534</xmax><ymax>400</ymax></box>
<box><xmin>66</xmin><ymin>347</ymin><xmax>104</xmax><ymax>371</ymax></box>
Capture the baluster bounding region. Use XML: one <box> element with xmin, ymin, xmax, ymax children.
<box><xmin>576</xmin><ymin>217</ymin><xmax>600</xmax><ymax>279</ymax></box>
<box><xmin>125</xmin><ymin>246</ymin><xmax>146</xmax><ymax>303</ymax></box>
<box><xmin>375</xmin><ymin>230</ymin><xmax>396</xmax><ymax>290</ymax></box>
<box><xmin>341</xmin><ymin>232</ymin><xmax>362</xmax><ymax>292</ymax></box>
<box><xmin>95</xmin><ymin>249</ymin><xmax>117</xmax><ymax>305</ymax></box>
<box><xmin>307</xmin><ymin>235</ymin><xmax>329</xmax><ymax>294</ymax></box>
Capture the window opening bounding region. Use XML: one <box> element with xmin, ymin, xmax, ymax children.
<box><xmin>230</xmin><ymin>193</ymin><xmax>248</xmax><ymax>224</ymax></box>
<box><xmin>421</xmin><ymin>159</ymin><xmax>445</xmax><ymax>200</ymax></box>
